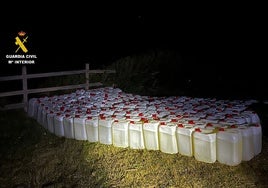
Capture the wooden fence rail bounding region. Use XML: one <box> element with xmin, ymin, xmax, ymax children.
<box><xmin>0</xmin><ymin>63</ymin><xmax>116</xmax><ymax>111</ymax></box>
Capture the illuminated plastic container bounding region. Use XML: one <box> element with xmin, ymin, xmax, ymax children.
<box><xmin>159</xmin><ymin>122</ymin><xmax>178</xmax><ymax>154</ymax></box>
<box><xmin>63</xmin><ymin>114</ymin><xmax>74</xmax><ymax>139</ymax></box>
<box><xmin>128</xmin><ymin>121</ymin><xmax>145</xmax><ymax>149</ymax></box>
<box><xmin>41</xmin><ymin>106</ymin><xmax>49</xmax><ymax>129</ymax></box>
<box><xmin>73</xmin><ymin>115</ymin><xmax>87</xmax><ymax>140</ymax></box>
<box><xmin>98</xmin><ymin>116</ymin><xmax>114</xmax><ymax>145</ymax></box>
<box><xmin>193</xmin><ymin>128</ymin><xmax>216</xmax><ymax>163</ymax></box>
<box><xmin>237</xmin><ymin>125</ymin><xmax>254</xmax><ymax>161</ymax></box>
<box><xmin>33</xmin><ymin>99</ymin><xmax>40</xmax><ymax>120</ymax></box>
<box><xmin>216</xmin><ymin>128</ymin><xmax>242</xmax><ymax>166</ymax></box>
<box><xmin>47</xmin><ymin>111</ymin><xmax>55</xmax><ymax>133</ymax></box>
<box><xmin>85</xmin><ymin>116</ymin><xmax>99</xmax><ymax>142</ymax></box>
<box><xmin>37</xmin><ymin>105</ymin><xmax>44</xmax><ymax>125</ymax></box>
<box><xmin>54</xmin><ymin>113</ymin><xmax>65</xmax><ymax>137</ymax></box>
<box><xmin>112</xmin><ymin>119</ymin><xmax>129</xmax><ymax>148</ymax></box>
<box><xmin>250</xmin><ymin>124</ymin><xmax>262</xmax><ymax>156</ymax></box>
<box><xmin>27</xmin><ymin>98</ymin><xmax>37</xmax><ymax>118</ymax></box>
<box><xmin>242</xmin><ymin>111</ymin><xmax>260</xmax><ymax>124</ymax></box>
<box><xmin>143</xmin><ymin>120</ymin><xmax>160</xmax><ymax>150</ymax></box>
<box><xmin>176</xmin><ymin>124</ymin><xmax>194</xmax><ymax>157</ymax></box>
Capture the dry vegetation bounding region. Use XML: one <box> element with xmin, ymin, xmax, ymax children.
<box><xmin>0</xmin><ymin>109</ymin><xmax>267</xmax><ymax>188</ymax></box>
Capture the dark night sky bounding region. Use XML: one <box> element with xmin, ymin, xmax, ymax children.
<box><xmin>0</xmin><ymin>5</ymin><xmax>266</xmax><ymax>98</ymax></box>
<box><xmin>1</xmin><ymin>13</ymin><xmax>204</xmax><ymax>70</ymax></box>
<box><xmin>1</xmin><ymin>8</ymin><xmax>265</xmax><ymax>65</ymax></box>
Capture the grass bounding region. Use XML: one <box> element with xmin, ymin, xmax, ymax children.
<box><xmin>0</xmin><ymin>109</ymin><xmax>268</xmax><ymax>187</ymax></box>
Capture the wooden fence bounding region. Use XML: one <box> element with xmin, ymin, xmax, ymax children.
<box><xmin>0</xmin><ymin>64</ymin><xmax>116</xmax><ymax>111</ymax></box>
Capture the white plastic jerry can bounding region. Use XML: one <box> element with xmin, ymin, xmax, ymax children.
<box><xmin>41</xmin><ymin>106</ymin><xmax>49</xmax><ymax>129</ymax></box>
<box><xmin>243</xmin><ymin>111</ymin><xmax>261</xmax><ymax>124</ymax></box>
<box><xmin>47</xmin><ymin>111</ymin><xmax>55</xmax><ymax>133</ymax></box>
<box><xmin>33</xmin><ymin>99</ymin><xmax>41</xmax><ymax>120</ymax></box>
<box><xmin>176</xmin><ymin>124</ymin><xmax>194</xmax><ymax>157</ymax></box>
<box><xmin>54</xmin><ymin>113</ymin><xmax>65</xmax><ymax>137</ymax></box>
<box><xmin>112</xmin><ymin>119</ymin><xmax>129</xmax><ymax>148</ymax></box>
<box><xmin>73</xmin><ymin>114</ymin><xmax>87</xmax><ymax>140</ymax></box>
<box><xmin>143</xmin><ymin>119</ymin><xmax>160</xmax><ymax>150</ymax></box>
<box><xmin>193</xmin><ymin>128</ymin><xmax>217</xmax><ymax>163</ymax></box>
<box><xmin>250</xmin><ymin>123</ymin><xmax>262</xmax><ymax>156</ymax></box>
<box><xmin>98</xmin><ymin>116</ymin><xmax>114</xmax><ymax>145</ymax></box>
<box><xmin>158</xmin><ymin>122</ymin><xmax>178</xmax><ymax>154</ymax></box>
<box><xmin>37</xmin><ymin>104</ymin><xmax>44</xmax><ymax>125</ymax></box>
<box><xmin>236</xmin><ymin>125</ymin><xmax>254</xmax><ymax>161</ymax></box>
<box><xmin>85</xmin><ymin>116</ymin><xmax>99</xmax><ymax>142</ymax></box>
<box><xmin>216</xmin><ymin>128</ymin><xmax>242</xmax><ymax>166</ymax></box>
<box><xmin>128</xmin><ymin>121</ymin><xmax>145</xmax><ymax>149</ymax></box>
<box><xmin>63</xmin><ymin>114</ymin><xmax>74</xmax><ymax>139</ymax></box>
<box><xmin>27</xmin><ymin>98</ymin><xmax>37</xmax><ymax>117</ymax></box>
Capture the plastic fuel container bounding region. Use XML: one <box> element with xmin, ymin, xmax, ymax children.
<box><xmin>193</xmin><ymin>128</ymin><xmax>217</xmax><ymax>163</ymax></box>
<box><xmin>159</xmin><ymin>122</ymin><xmax>178</xmax><ymax>154</ymax></box>
<box><xmin>216</xmin><ymin>128</ymin><xmax>242</xmax><ymax>166</ymax></box>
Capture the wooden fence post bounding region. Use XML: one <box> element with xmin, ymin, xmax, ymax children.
<box><xmin>85</xmin><ymin>63</ymin><xmax>89</xmax><ymax>90</ymax></box>
<box><xmin>22</xmin><ymin>66</ymin><xmax>28</xmax><ymax>112</ymax></box>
